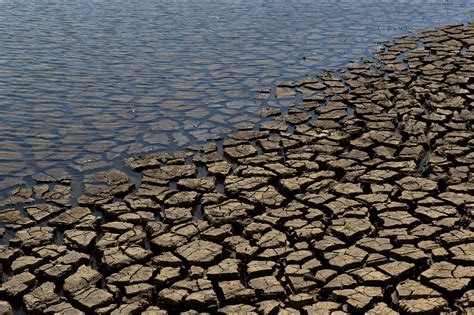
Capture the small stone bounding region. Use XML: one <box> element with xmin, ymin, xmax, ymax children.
<box><xmin>155</xmin><ymin>267</ymin><xmax>181</xmax><ymax>287</ymax></box>
<box><xmin>415</xmin><ymin>205</ymin><xmax>458</xmax><ymax>221</ymax></box>
<box><xmin>440</xmin><ymin>229</ymin><xmax>474</xmax><ymax>246</ymax></box>
<box><xmin>70</xmin><ymin>286</ymin><xmax>114</xmax><ymax>311</ymax></box>
<box><xmin>126</xmin><ymin>155</ymin><xmax>161</xmax><ymax>171</ymax></box>
<box><xmin>313</xmin><ymin>269</ymin><xmax>338</xmax><ymax>284</ymax></box>
<box><xmin>286</xmin><ymin>275</ymin><xmax>318</xmax><ymax>293</ymax></box>
<box><xmin>396</xmin><ymin>176</ymin><xmax>438</xmax><ymax>192</ymax></box>
<box><xmin>390</xmin><ymin>245</ymin><xmax>428</xmax><ymax>263</ymax></box>
<box><xmin>188</xmin><ymin>266</ymin><xmax>205</xmax><ymax>279</ymax></box>
<box><xmin>124</xmin><ymin>195</ymin><xmax>160</xmax><ymax>211</ymax></box>
<box><xmin>332</xmin><ymin>286</ymin><xmax>383</xmax><ymax>311</ymax></box>
<box><xmin>314</xmin><ymin>236</ymin><xmax>346</xmax><ymax>252</ymax></box>
<box><xmin>288</xmin><ymin>293</ymin><xmax>313</xmax><ymax>308</ymax></box>
<box><xmin>136</xmin><ymin>184</ymin><xmax>173</xmax><ymax>202</ymax></box>
<box><xmin>23</xmin><ymin>282</ymin><xmax>60</xmax><ymax>312</ymax></box>
<box><xmin>281</xmin><ymin>171</ymin><xmax>334</xmax><ymax>193</ymax></box>
<box><xmin>276</xmin><ymin>86</ymin><xmax>296</xmax><ymax>98</ymax></box>
<box><xmin>118</xmin><ymin>210</ymin><xmax>154</xmax><ymax>224</ymax></box>
<box><xmin>399</xmin><ymin>297</ymin><xmax>448</xmax><ymax>314</ymax></box>
<box><xmin>207</xmin><ymin>161</ymin><xmax>232</xmax><ymax>176</ymax></box>
<box><xmin>397</xmin><ymin>280</ymin><xmax>441</xmax><ymax>299</ymax></box>
<box><xmin>324</xmin><ymin>246</ymin><xmax>368</xmax><ymax>270</ymax></box>
<box><xmin>64</xmin><ymin>265</ymin><xmax>102</xmax><ymax>294</ymax></box>
<box><xmin>351</xmin><ymin>267</ymin><xmax>391</xmax><ymax>286</ymax></box>
<box><xmin>0</xmin><ymin>245</ymin><xmax>21</xmax><ymax>264</ymax></box>
<box><xmin>142</xmin><ymin>306</ymin><xmax>167</xmax><ymax>315</ymax></box>
<box><xmin>28</xmin><ymin>246</ymin><xmax>59</xmax><ymax>261</ymax></box>
<box><xmin>225</xmin><ymin>175</ymin><xmax>270</xmax><ymax>194</ymax></box>
<box><xmin>101</xmin><ymin>245</ymin><xmax>151</xmax><ymax>270</ymax></box>
<box><xmin>219</xmin><ymin>280</ymin><xmax>255</xmax><ymax>303</ymax></box>
<box><xmin>285</xmin><ymin>250</ymin><xmax>314</xmax><ymax>265</ymax></box>
<box><xmin>333</xmin><ymin>182</ymin><xmax>364</xmax><ymax>196</ymax></box>
<box><xmin>377</xmin><ymin>261</ymin><xmax>414</xmax><ymax>279</ymax></box>
<box><xmin>176</xmin><ymin>240</ymin><xmax>222</xmax><ymax>266</ymax></box>
<box><xmin>207</xmin><ymin>259</ymin><xmax>240</xmax><ymax>280</ymax></box>
<box><xmin>357</xmin><ymin>238</ymin><xmax>393</xmax><ymax>253</ymax></box>
<box><xmin>247</xmin><ymin>261</ymin><xmax>276</xmax><ymax>278</ymax></box>
<box><xmin>201</xmin><ymin>192</ymin><xmax>226</xmax><ymax>206</ymax></box>
<box><xmin>152</xmin><ymin>252</ymin><xmax>182</xmax><ymax>267</ymax></box>
<box><xmin>177</xmin><ymin>177</ymin><xmax>216</xmax><ymax>192</ymax></box>
<box><xmin>101</xmin><ymin>221</ymin><xmax>135</xmax><ymax>233</ymax></box>
<box><xmin>332</xmin><ymin>218</ymin><xmax>373</xmax><ymax>242</ymax></box>
<box><xmin>0</xmin><ymin>272</ymin><xmax>36</xmax><ymax>297</ymax></box>
<box><xmin>185</xmin><ymin>289</ymin><xmax>218</xmax><ymax>308</ymax></box>
<box><xmin>143</xmin><ymin>165</ymin><xmax>196</xmax><ymax>183</ymax></box>
<box><xmin>158</xmin><ymin>287</ymin><xmax>187</xmax><ymax>307</ymax></box>
<box><xmin>224</xmin><ymin>144</ymin><xmax>258</xmax><ymax>159</ymax></box>
<box><xmin>420</xmin><ymin>261</ymin><xmax>471</xmax><ymax>295</ymax></box>
<box><xmin>257</xmin><ymin>230</ymin><xmax>288</xmax><ymax>248</ymax></box>
<box><xmin>324</xmin><ymin>274</ymin><xmax>357</xmax><ymax>290</ymax></box>
<box><xmin>218</xmin><ymin>304</ymin><xmax>257</xmax><ymax>314</ymax></box>
<box><xmin>0</xmin><ymin>208</ymin><xmax>34</xmax><ymax>230</ymax></box>
<box><xmin>241</xmin><ymin>185</ymin><xmax>286</xmax><ymax>207</ymax></box>
<box><xmin>39</xmin><ymin>250</ymin><xmax>89</xmax><ymax>280</ymax></box>
<box><xmin>0</xmin><ymin>187</ymin><xmax>34</xmax><ymax>207</ymax></box>
<box><xmin>107</xmin><ymin>264</ymin><xmax>154</xmax><ymax>285</ymax></box>
<box><xmin>378</xmin><ymin>211</ymin><xmax>419</xmax><ymax>228</ymax></box>
<box><xmin>124</xmin><ymin>283</ymin><xmax>154</xmax><ymax>298</ymax></box>
<box><xmin>11</xmin><ymin>226</ymin><xmax>55</xmax><ymax>248</ymax></box>
<box><xmin>25</xmin><ymin>204</ymin><xmax>63</xmax><ymax>222</ymax></box>
<box><xmin>49</xmin><ymin>207</ymin><xmax>92</xmax><ymax>227</ymax></box>
<box><xmin>110</xmin><ymin>302</ymin><xmax>145</xmax><ymax>315</ymax></box>
<box><xmin>0</xmin><ymin>301</ymin><xmax>12</xmax><ymax>315</ymax></box>
<box><xmin>360</xmin><ymin>170</ymin><xmax>398</xmax><ymax>183</ymax></box>
<box><xmin>249</xmin><ymin>276</ymin><xmax>286</xmax><ymax>299</ymax></box>
<box><xmin>449</xmin><ymin>243</ymin><xmax>474</xmax><ymax>264</ymax></box>
<box><xmin>161</xmin><ymin>207</ymin><xmax>192</xmax><ymax>223</ymax></box>
<box><xmin>165</xmin><ymin>191</ymin><xmax>199</xmax><ymax>207</ymax></box>
<box><xmin>303</xmin><ymin>301</ymin><xmax>342</xmax><ymax>314</ymax></box>
<box><xmin>366</xmin><ymin>302</ymin><xmax>397</xmax><ymax>315</ymax></box>
<box><xmin>39</xmin><ymin>184</ymin><xmax>72</xmax><ymax>207</ymax></box>
<box><xmin>204</xmin><ymin>199</ymin><xmax>253</xmax><ymax>224</ymax></box>
<box><xmin>64</xmin><ymin>229</ymin><xmax>96</xmax><ymax>250</ymax></box>
<box><xmin>11</xmin><ymin>256</ymin><xmax>43</xmax><ymax>274</ymax></box>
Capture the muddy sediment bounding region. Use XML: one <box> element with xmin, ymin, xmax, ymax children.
<box><xmin>0</xmin><ymin>22</ymin><xmax>474</xmax><ymax>314</ymax></box>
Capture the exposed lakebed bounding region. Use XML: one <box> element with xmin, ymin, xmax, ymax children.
<box><xmin>0</xmin><ymin>18</ymin><xmax>473</xmax><ymax>313</ymax></box>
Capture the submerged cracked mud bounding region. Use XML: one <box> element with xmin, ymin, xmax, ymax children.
<box><xmin>0</xmin><ymin>22</ymin><xmax>474</xmax><ymax>314</ymax></box>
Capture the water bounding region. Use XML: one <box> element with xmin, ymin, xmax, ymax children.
<box><xmin>0</xmin><ymin>0</ymin><xmax>473</xmax><ymax>194</ymax></box>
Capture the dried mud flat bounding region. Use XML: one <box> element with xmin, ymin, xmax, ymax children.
<box><xmin>1</xmin><ymin>22</ymin><xmax>474</xmax><ymax>314</ymax></box>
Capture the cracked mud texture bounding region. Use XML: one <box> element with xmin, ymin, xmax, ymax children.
<box><xmin>1</xmin><ymin>22</ymin><xmax>474</xmax><ymax>314</ymax></box>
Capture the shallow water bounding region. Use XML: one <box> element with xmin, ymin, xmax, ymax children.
<box><xmin>0</xmin><ymin>0</ymin><xmax>473</xmax><ymax>192</ymax></box>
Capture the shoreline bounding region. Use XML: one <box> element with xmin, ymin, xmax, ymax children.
<box><xmin>0</xmin><ymin>21</ymin><xmax>473</xmax><ymax>313</ymax></box>
<box><xmin>1</xmin><ymin>1</ymin><xmax>472</xmax><ymax>196</ymax></box>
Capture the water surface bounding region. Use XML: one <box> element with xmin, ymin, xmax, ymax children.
<box><xmin>0</xmin><ymin>0</ymin><xmax>473</xmax><ymax>192</ymax></box>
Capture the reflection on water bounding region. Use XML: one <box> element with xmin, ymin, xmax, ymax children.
<box><xmin>0</xmin><ymin>0</ymin><xmax>472</xmax><ymax>192</ymax></box>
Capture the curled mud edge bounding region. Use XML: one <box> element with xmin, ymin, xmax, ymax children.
<box><xmin>0</xmin><ymin>21</ymin><xmax>473</xmax><ymax>314</ymax></box>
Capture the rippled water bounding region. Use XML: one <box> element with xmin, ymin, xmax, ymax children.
<box><xmin>0</xmin><ymin>0</ymin><xmax>473</xmax><ymax>191</ymax></box>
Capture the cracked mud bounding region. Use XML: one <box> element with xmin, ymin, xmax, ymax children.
<box><xmin>0</xmin><ymin>22</ymin><xmax>474</xmax><ymax>314</ymax></box>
